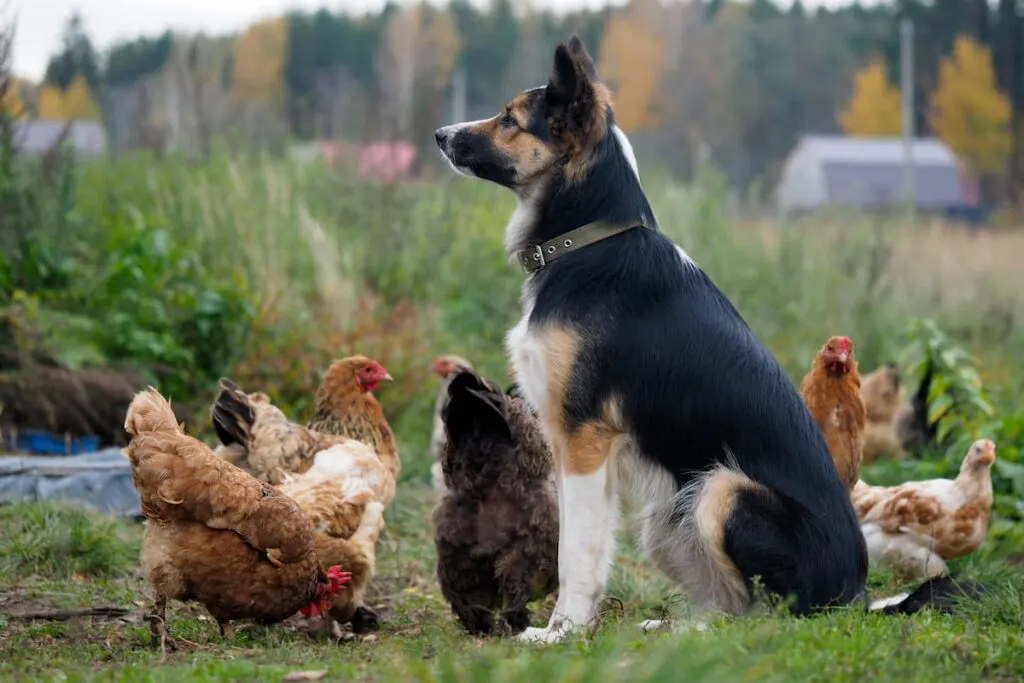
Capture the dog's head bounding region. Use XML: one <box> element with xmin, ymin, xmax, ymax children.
<box><xmin>434</xmin><ymin>34</ymin><xmax>614</xmax><ymax>196</ymax></box>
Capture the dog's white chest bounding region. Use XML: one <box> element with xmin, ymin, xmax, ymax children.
<box><xmin>506</xmin><ymin>311</ymin><xmax>549</xmax><ymax>419</ymax></box>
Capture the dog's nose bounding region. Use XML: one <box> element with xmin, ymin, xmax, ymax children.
<box><xmin>434</xmin><ymin>128</ymin><xmax>448</xmax><ymax>147</ymax></box>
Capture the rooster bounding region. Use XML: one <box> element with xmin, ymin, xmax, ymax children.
<box><xmin>799</xmin><ymin>336</ymin><xmax>866</xmax><ymax>492</ymax></box>
<box><xmin>123</xmin><ymin>388</ymin><xmax>350</xmax><ymax>649</ymax></box>
<box><xmin>429</xmin><ymin>354</ymin><xmax>475</xmax><ymax>495</ymax></box>
<box><xmin>853</xmin><ymin>438</ymin><xmax>996</xmax><ymax>581</ymax></box>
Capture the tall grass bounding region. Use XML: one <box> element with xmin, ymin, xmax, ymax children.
<box><xmin>13</xmin><ymin>152</ymin><xmax>1024</xmax><ymax>479</ymax></box>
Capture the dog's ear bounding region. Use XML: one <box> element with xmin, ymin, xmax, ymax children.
<box><xmin>566</xmin><ymin>34</ymin><xmax>597</xmax><ymax>80</ymax></box>
<box><xmin>546</xmin><ymin>34</ymin><xmax>604</xmax><ymax>144</ymax></box>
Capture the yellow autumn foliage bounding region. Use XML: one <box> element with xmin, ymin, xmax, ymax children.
<box><xmin>929</xmin><ymin>36</ymin><xmax>1012</xmax><ymax>174</ymax></box>
<box><xmin>1</xmin><ymin>78</ymin><xmax>27</xmax><ymax>118</ymax></box>
<box><xmin>598</xmin><ymin>0</ymin><xmax>667</xmax><ymax>132</ymax></box>
<box><xmin>837</xmin><ymin>58</ymin><xmax>901</xmax><ymax>137</ymax></box>
<box><xmin>35</xmin><ymin>75</ymin><xmax>100</xmax><ymax>120</ymax></box>
<box><xmin>232</xmin><ymin>17</ymin><xmax>289</xmax><ymax>110</ymax></box>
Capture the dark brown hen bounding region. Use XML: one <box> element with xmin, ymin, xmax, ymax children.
<box><xmin>433</xmin><ymin>369</ymin><xmax>558</xmax><ymax>636</ymax></box>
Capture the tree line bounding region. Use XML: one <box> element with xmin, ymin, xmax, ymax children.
<box><xmin>2</xmin><ymin>0</ymin><xmax>1023</xmax><ymax>202</ymax></box>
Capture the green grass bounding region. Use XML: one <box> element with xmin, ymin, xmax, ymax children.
<box><xmin>4</xmin><ymin>153</ymin><xmax>1024</xmax><ymax>680</ymax></box>
<box><xmin>0</xmin><ymin>502</ymin><xmax>140</xmax><ymax>581</ymax></box>
<box><xmin>1</xmin><ymin>491</ymin><xmax>1022</xmax><ymax>683</ymax></box>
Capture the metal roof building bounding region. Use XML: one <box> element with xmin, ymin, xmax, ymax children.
<box><xmin>12</xmin><ymin>119</ymin><xmax>107</xmax><ymax>158</ymax></box>
<box><xmin>775</xmin><ymin>135</ymin><xmax>977</xmax><ymax>215</ymax></box>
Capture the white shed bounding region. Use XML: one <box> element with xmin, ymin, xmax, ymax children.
<box><xmin>775</xmin><ymin>135</ymin><xmax>977</xmax><ymax>216</ymax></box>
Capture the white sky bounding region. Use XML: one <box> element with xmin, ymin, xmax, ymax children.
<box><xmin>6</xmin><ymin>0</ymin><xmax>864</xmax><ymax>81</ymax></box>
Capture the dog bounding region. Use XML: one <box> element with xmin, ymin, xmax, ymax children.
<box><xmin>433</xmin><ymin>369</ymin><xmax>558</xmax><ymax>636</ymax></box>
<box><xmin>434</xmin><ymin>35</ymin><xmax>868</xmax><ymax>643</ymax></box>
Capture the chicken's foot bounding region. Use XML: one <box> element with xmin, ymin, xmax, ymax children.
<box><xmin>147</xmin><ymin>597</ymin><xmax>179</xmax><ymax>660</ymax></box>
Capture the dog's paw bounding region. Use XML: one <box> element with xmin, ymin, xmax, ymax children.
<box><xmin>639</xmin><ymin>619</ymin><xmax>671</xmax><ymax>633</ymax></box>
<box><xmin>638</xmin><ymin>618</ymin><xmax>708</xmax><ymax>635</ymax></box>
<box><xmin>516</xmin><ymin>625</ymin><xmax>570</xmax><ymax>645</ymax></box>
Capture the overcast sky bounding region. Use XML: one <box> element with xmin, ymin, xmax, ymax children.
<box><xmin>7</xmin><ymin>0</ymin><xmax>861</xmax><ymax>81</ymax></box>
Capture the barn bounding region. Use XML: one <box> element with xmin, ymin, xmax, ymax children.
<box><xmin>775</xmin><ymin>135</ymin><xmax>978</xmax><ymax>216</ymax></box>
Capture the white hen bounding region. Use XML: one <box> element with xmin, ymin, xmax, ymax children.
<box><xmin>852</xmin><ymin>438</ymin><xmax>996</xmax><ymax>581</ymax></box>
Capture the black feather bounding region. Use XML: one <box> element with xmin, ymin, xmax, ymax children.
<box><xmin>210</xmin><ymin>377</ymin><xmax>255</xmax><ymax>447</ymax></box>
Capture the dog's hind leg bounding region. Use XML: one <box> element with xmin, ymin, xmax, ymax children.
<box><xmin>639</xmin><ymin>467</ymin><xmax>755</xmax><ymax>633</ymax></box>
<box><xmin>518</xmin><ymin>428</ymin><xmax>621</xmax><ymax>644</ymax></box>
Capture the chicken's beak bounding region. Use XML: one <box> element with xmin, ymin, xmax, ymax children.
<box><xmin>381</xmin><ymin>372</ymin><xmax>394</xmax><ymax>383</ymax></box>
<box><xmin>837</xmin><ymin>352</ymin><xmax>849</xmax><ymax>364</ymax></box>
<box><xmin>976</xmin><ymin>440</ymin><xmax>997</xmax><ymax>464</ymax></box>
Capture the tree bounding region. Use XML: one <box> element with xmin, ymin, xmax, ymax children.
<box><xmin>598</xmin><ymin>0</ymin><xmax>668</xmax><ymax>132</ymax></box>
<box><xmin>0</xmin><ymin>76</ymin><xmax>25</xmax><ymax>118</ymax></box>
<box><xmin>36</xmin><ymin>84</ymin><xmax>67</xmax><ymax>119</ymax></box>
<box><xmin>35</xmin><ymin>75</ymin><xmax>100</xmax><ymax>120</ymax></box>
<box><xmin>378</xmin><ymin>3</ymin><xmax>461</xmax><ymax>139</ymax></box>
<box><xmin>61</xmin><ymin>73</ymin><xmax>100</xmax><ymax>119</ymax></box>
<box><xmin>44</xmin><ymin>12</ymin><xmax>99</xmax><ymax>90</ymax></box>
<box><xmin>231</xmin><ymin>17</ymin><xmax>290</xmax><ymax>111</ymax></box>
<box><xmin>929</xmin><ymin>36</ymin><xmax>1012</xmax><ymax>174</ymax></box>
<box><xmin>837</xmin><ymin>58</ymin><xmax>902</xmax><ymax>137</ymax></box>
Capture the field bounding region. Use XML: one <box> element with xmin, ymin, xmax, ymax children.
<box><xmin>3</xmin><ymin>153</ymin><xmax>1024</xmax><ymax>681</ymax></box>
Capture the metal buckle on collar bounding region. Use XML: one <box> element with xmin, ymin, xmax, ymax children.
<box><xmin>521</xmin><ymin>244</ymin><xmax>545</xmax><ymax>273</ymax></box>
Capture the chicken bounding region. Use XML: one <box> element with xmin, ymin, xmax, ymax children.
<box><xmin>433</xmin><ymin>369</ymin><xmax>558</xmax><ymax>636</ymax></box>
<box><xmin>429</xmin><ymin>354</ymin><xmax>475</xmax><ymax>495</ymax></box>
<box><xmin>209</xmin><ymin>372</ymin><xmax>396</xmax><ymax>633</ymax></box>
<box><xmin>277</xmin><ymin>445</ymin><xmax>388</xmax><ymax>635</ymax></box>
<box><xmin>852</xmin><ymin>438</ymin><xmax>996</xmax><ymax>581</ymax></box>
<box><xmin>860</xmin><ymin>363</ymin><xmax>907</xmax><ymax>463</ymax></box>
<box><xmin>123</xmin><ymin>388</ymin><xmax>350</xmax><ymax>648</ymax></box>
<box><xmin>799</xmin><ymin>335</ymin><xmax>867</xmax><ymax>492</ymax></box>
<box><xmin>210</xmin><ymin>378</ymin><xmax>395</xmax><ymax>507</ymax></box>
<box><xmin>307</xmin><ymin>355</ymin><xmax>399</xmax><ymax>484</ymax></box>
<box><xmin>894</xmin><ymin>361</ymin><xmax>937</xmax><ymax>454</ymax></box>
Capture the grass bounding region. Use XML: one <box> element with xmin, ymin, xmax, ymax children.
<box><xmin>0</xmin><ymin>491</ymin><xmax>1022</xmax><ymax>682</ymax></box>
<box><xmin>4</xmin><ymin>154</ymin><xmax>1024</xmax><ymax>679</ymax></box>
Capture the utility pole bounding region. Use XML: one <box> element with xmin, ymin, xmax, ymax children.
<box><xmin>900</xmin><ymin>18</ymin><xmax>916</xmax><ymax>220</ymax></box>
<box><xmin>450</xmin><ymin>65</ymin><xmax>466</xmax><ymax>125</ymax></box>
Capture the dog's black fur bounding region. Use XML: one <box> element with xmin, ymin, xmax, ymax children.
<box><xmin>433</xmin><ymin>370</ymin><xmax>558</xmax><ymax>635</ymax></box>
<box><xmin>437</xmin><ymin>35</ymin><xmax>867</xmax><ymax>617</ymax></box>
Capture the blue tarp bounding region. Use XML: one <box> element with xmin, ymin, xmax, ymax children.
<box><xmin>0</xmin><ymin>448</ymin><xmax>141</xmax><ymax>518</ymax></box>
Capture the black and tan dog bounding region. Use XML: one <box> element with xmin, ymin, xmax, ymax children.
<box><xmin>434</xmin><ymin>35</ymin><xmax>869</xmax><ymax>643</ymax></box>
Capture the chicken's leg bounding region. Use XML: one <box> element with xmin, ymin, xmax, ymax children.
<box><xmin>147</xmin><ymin>596</ymin><xmax>178</xmax><ymax>653</ymax></box>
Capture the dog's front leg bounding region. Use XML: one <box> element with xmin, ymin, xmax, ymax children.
<box><xmin>518</xmin><ymin>437</ymin><xmax>619</xmax><ymax>645</ymax></box>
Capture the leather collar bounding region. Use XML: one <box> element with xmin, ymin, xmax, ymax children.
<box><xmin>515</xmin><ymin>219</ymin><xmax>647</xmax><ymax>274</ymax></box>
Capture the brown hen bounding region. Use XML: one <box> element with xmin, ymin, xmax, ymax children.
<box><xmin>799</xmin><ymin>335</ymin><xmax>867</xmax><ymax>492</ymax></box>
<box><xmin>306</xmin><ymin>355</ymin><xmax>399</xmax><ymax>483</ymax></box>
<box><xmin>123</xmin><ymin>388</ymin><xmax>348</xmax><ymax>649</ymax></box>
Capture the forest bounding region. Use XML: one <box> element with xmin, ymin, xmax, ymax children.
<box><xmin>2</xmin><ymin>0</ymin><xmax>1023</xmax><ymax>200</ymax></box>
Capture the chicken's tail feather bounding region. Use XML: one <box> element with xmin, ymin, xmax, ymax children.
<box><xmin>124</xmin><ymin>387</ymin><xmax>180</xmax><ymax>440</ymax></box>
<box><xmin>211</xmin><ymin>377</ymin><xmax>256</xmax><ymax>448</ymax></box>
<box><xmin>869</xmin><ymin>574</ymin><xmax>986</xmax><ymax>615</ymax></box>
